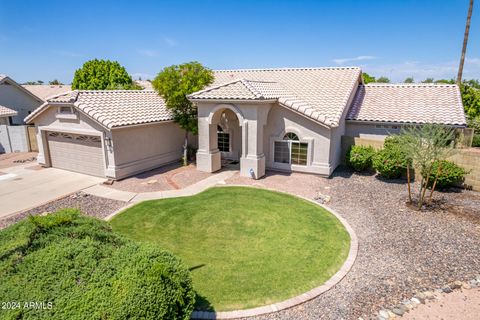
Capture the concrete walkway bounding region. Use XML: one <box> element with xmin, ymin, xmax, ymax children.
<box><xmin>83</xmin><ymin>170</ymin><xmax>236</xmax><ymax>204</ymax></box>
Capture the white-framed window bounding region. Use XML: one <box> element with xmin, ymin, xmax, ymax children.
<box><xmin>217</xmin><ymin>126</ymin><xmax>230</xmax><ymax>152</ymax></box>
<box><xmin>274</xmin><ymin>132</ymin><xmax>308</xmax><ymax>165</ymax></box>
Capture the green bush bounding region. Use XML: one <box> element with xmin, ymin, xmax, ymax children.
<box><xmin>346</xmin><ymin>145</ymin><xmax>376</xmax><ymax>171</ymax></box>
<box><xmin>473</xmin><ymin>134</ymin><xmax>480</xmax><ymax>147</ymax></box>
<box><xmin>373</xmin><ymin>136</ymin><xmax>410</xmax><ymax>179</ymax></box>
<box><xmin>0</xmin><ymin>209</ymin><xmax>195</xmax><ymax>320</ymax></box>
<box><xmin>423</xmin><ymin>160</ymin><xmax>468</xmax><ymax>189</ymax></box>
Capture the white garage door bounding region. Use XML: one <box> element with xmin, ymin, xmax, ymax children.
<box><xmin>47</xmin><ymin>132</ymin><xmax>105</xmax><ymax>177</ymax></box>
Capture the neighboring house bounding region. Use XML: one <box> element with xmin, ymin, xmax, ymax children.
<box><xmin>135</xmin><ymin>80</ymin><xmax>153</xmax><ymax>90</ymax></box>
<box><xmin>25</xmin><ymin>67</ymin><xmax>466</xmax><ymax>180</ymax></box>
<box><xmin>22</xmin><ymin>84</ymin><xmax>72</xmax><ymax>101</ymax></box>
<box><xmin>0</xmin><ymin>105</ymin><xmax>17</xmax><ymax>125</ymax></box>
<box><xmin>25</xmin><ymin>91</ymin><xmax>184</xmax><ymax>178</ymax></box>
<box><xmin>0</xmin><ymin>75</ymin><xmax>43</xmax><ymax>124</ymax></box>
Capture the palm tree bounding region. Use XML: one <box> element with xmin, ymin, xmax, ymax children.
<box><xmin>457</xmin><ymin>0</ymin><xmax>474</xmax><ymax>85</ymax></box>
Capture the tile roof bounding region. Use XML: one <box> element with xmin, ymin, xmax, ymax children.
<box><xmin>189</xmin><ymin>67</ymin><xmax>362</xmax><ymax>127</ymax></box>
<box><xmin>188</xmin><ymin>79</ymin><xmax>290</xmax><ymax>100</ymax></box>
<box><xmin>0</xmin><ymin>105</ymin><xmax>18</xmax><ymax>117</ymax></box>
<box><xmin>135</xmin><ymin>80</ymin><xmax>153</xmax><ymax>90</ymax></box>
<box><xmin>25</xmin><ymin>90</ymin><xmax>172</xmax><ymax>129</ymax></box>
<box><xmin>22</xmin><ymin>84</ymin><xmax>72</xmax><ymax>101</ymax></box>
<box><xmin>347</xmin><ymin>84</ymin><xmax>466</xmax><ymax>126</ymax></box>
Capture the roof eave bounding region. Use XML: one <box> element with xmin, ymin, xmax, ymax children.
<box><xmin>346</xmin><ymin>119</ymin><xmax>467</xmax><ymax>127</ymax></box>
<box><xmin>189</xmin><ymin>98</ymin><xmax>277</xmax><ymax>104</ymax></box>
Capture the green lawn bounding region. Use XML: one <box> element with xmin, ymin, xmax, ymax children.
<box><xmin>110</xmin><ymin>187</ymin><xmax>350</xmax><ymax>311</ymax></box>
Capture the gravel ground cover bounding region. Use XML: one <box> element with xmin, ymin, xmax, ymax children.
<box><xmin>0</xmin><ymin>192</ymin><xmax>126</xmax><ymax>229</ymax></box>
<box><xmin>108</xmin><ymin>162</ymin><xmax>213</xmax><ymax>193</ymax></box>
<box><xmin>225</xmin><ymin>168</ymin><xmax>480</xmax><ymax>320</ymax></box>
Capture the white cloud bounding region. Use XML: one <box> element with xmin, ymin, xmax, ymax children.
<box><xmin>163</xmin><ymin>37</ymin><xmax>178</xmax><ymax>47</ymax></box>
<box><xmin>137</xmin><ymin>49</ymin><xmax>159</xmax><ymax>57</ymax></box>
<box><xmin>131</xmin><ymin>72</ymin><xmax>155</xmax><ymax>80</ymax></box>
<box><xmin>362</xmin><ymin>58</ymin><xmax>480</xmax><ymax>82</ymax></box>
<box><xmin>333</xmin><ymin>55</ymin><xmax>377</xmax><ymax>65</ymax></box>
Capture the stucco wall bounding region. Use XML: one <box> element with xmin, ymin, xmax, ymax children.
<box><xmin>0</xmin><ymin>83</ymin><xmax>42</xmax><ymax>124</ymax></box>
<box><xmin>111</xmin><ymin>121</ymin><xmax>184</xmax><ymax>179</ymax></box>
<box><xmin>345</xmin><ymin>121</ymin><xmax>403</xmax><ymax>140</ymax></box>
<box><xmin>32</xmin><ymin>105</ymin><xmax>111</xmax><ymax>175</ymax></box>
<box><xmin>264</xmin><ymin>105</ymin><xmax>333</xmax><ymax>175</ymax></box>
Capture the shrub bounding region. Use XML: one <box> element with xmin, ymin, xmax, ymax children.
<box><xmin>423</xmin><ymin>160</ymin><xmax>468</xmax><ymax>189</ymax></box>
<box><xmin>373</xmin><ymin>136</ymin><xmax>410</xmax><ymax>178</ymax></box>
<box><xmin>0</xmin><ymin>209</ymin><xmax>195</xmax><ymax>320</ymax></box>
<box><xmin>346</xmin><ymin>145</ymin><xmax>376</xmax><ymax>171</ymax></box>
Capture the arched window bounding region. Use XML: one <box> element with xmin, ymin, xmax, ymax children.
<box><xmin>283</xmin><ymin>132</ymin><xmax>299</xmax><ymax>141</ymax></box>
<box><xmin>274</xmin><ymin>132</ymin><xmax>308</xmax><ymax>165</ymax></box>
<box><xmin>217</xmin><ymin>125</ymin><xmax>230</xmax><ymax>152</ymax></box>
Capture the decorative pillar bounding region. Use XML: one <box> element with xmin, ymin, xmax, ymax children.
<box><xmin>196</xmin><ymin>117</ymin><xmax>221</xmax><ymax>172</ymax></box>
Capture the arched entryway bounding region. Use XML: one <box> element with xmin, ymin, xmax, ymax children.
<box><xmin>196</xmin><ymin>102</ymin><xmax>272</xmax><ymax>179</ymax></box>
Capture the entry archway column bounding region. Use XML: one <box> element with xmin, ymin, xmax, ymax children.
<box><xmin>196</xmin><ymin>116</ymin><xmax>221</xmax><ymax>172</ymax></box>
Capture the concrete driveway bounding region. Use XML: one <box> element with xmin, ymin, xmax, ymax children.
<box><xmin>0</xmin><ymin>164</ymin><xmax>105</xmax><ymax>218</ymax></box>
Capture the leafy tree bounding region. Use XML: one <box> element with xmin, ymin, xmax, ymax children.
<box><xmin>49</xmin><ymin>79</ymin><xmax>63</xmax><ymax>85</ymax></box>
<box><xmin>461</xmin><ymin>84</ymin><xmax>480</xmax><ymax>119</ymax></box>
<box><xmin>362</xmin><ymin>72</ymin><xmax>376</xmax><ymax>84</ymax></box>
<box><xmin>404</xmin><ymin>77</ymin><xmax>414</xmax><ymax>83</ymax></box>
<box><xmin>398</xmin><ymin>124</ymin><xmax>456</xmax><ymax>209</ymax></box>
<box><xmin>422</xmin><ymin>78</ymin><xmax>434</xmax><ymax>83</ymax></box>
<box><xmin>435</xmin><ymin>79</ymin><xmax>455</xmax><ymax>84</ymax></box>
<box><xmin>72</xmin><ymin>59</ymin><xmax>141</xmax><ymax>90</ymax></box>
<box><xmin>152</xmin><ymin>61</ymin><xmax>214</xmax><ymax>165</ymax></box>
<box><xmin>376</xmin><ymin>76</ymin><xmax>390</xmax><ymax>83</ymax></box>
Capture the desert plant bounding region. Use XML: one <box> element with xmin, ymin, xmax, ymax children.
<box><xmin>398</xmin><ymin>124</ymin><xmax>456</xmax><ymax>208</ymax></box>
<box><xmin>423</xmin><ymin>160</ymin><xmax>468</xmax><ymax>189</ymax></box>
<box><xmin>346</xmin><ymin>145</ymin><xmax>376</xmax><ymax>172</ymax></box>
<box><xmin>0</xmin><ymin>209</ymin><xmax>195</xmax><ymax>320</ymax></box>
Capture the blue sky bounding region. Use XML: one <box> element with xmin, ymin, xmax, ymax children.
<box><xmin>0</xmin><ymin>0</ymin><xmax>478</xmax><ymax>83</ymax></box>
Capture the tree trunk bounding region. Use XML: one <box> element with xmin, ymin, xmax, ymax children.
<box><xmin>457</xmin><ymin>0</ymin><xmax>474</xmax><ymax>84</ymax></box>
<box><xmin>183</xmin><ymin>130</ymin><xmax>188</xmax><ymax>166</ymax></box>
<box><xmin>407</xmin><ymin>163</ymin><xmax>412</xmax><ymax>203</ymax></box>
<box><xmin>429</xmin><ymin>163</ymin><xmax>443</xmax><ymax>201</ymax></box>
<box><xmin>419</xmin><ymin>165</ymin><xmax>433</xmax><ymax>209</ymax></box>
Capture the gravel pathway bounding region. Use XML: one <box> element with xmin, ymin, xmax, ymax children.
<box><xmin>226</xmin><ymin>169</ymin><xmax>480</xmax><ymax>320</ymax></box>
<box><xmin>0</xmin><ymin>192</ymin><xmax>126</xmax><ymax>229</ymax></box>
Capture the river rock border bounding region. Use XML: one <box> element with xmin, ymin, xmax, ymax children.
<box><xmin>375</xmin><ymin>276</ymin><xmax>480</xmax><ymax>319</ymax></box>
<box><xmin>191</xmin><ymin>185</ymin><xmax>359</xmax><ymax>320</ymax></box>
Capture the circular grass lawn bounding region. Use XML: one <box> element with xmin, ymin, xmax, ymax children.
<box><xmin>110</xmin><ymin>187</ymin><xmax>350</xmax><ymax>311</ymax></box>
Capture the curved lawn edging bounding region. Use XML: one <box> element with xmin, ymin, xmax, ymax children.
<box><xmin>190</xmin><ymin>185</ymin><xmax>359</xmax><ymax>320</ymax></box>
<box><xmin>104</xmin><ymin>183</ymin><xmax>358</xmax><ymax>319</ymax></box>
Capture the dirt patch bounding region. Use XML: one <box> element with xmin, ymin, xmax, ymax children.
<box><xmin>0</xmin><ymin>152</ymin><xmax>38</xmax><ymax>169</ymax></box>
<box><xmin>108</xmin><ymin>162</ymin><xmax>213</xmax><ymax>193</ymax></box>
<box><xmin>401</xmin><ymin>288</ymin><xmax>480</xmax><ymax>320</ymax></box>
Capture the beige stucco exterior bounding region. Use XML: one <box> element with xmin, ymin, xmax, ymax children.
<box><xmin>0</xmin><ymin>81</ymin><xmax>43</xmax><ymax>124</ymax></box>
<box><xmin>32</xmin><ymin>104</ymin><xmax>185</xmax><ymax>179</ymax></box>
<box><xmin>110</xmin><ymin>122</ymin><xmax>185</xmax><ymax>179</ymax></box>
<box><xmin>194</xmin><ymin>99</ymin><xmax>357</xmax><ymax>179</ymax></box>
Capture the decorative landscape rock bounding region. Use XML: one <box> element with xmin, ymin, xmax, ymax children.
<box><xmin>375</xmin><ymin>277</ymin><xmax>480</xmax><ymax>319</ymax></box>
